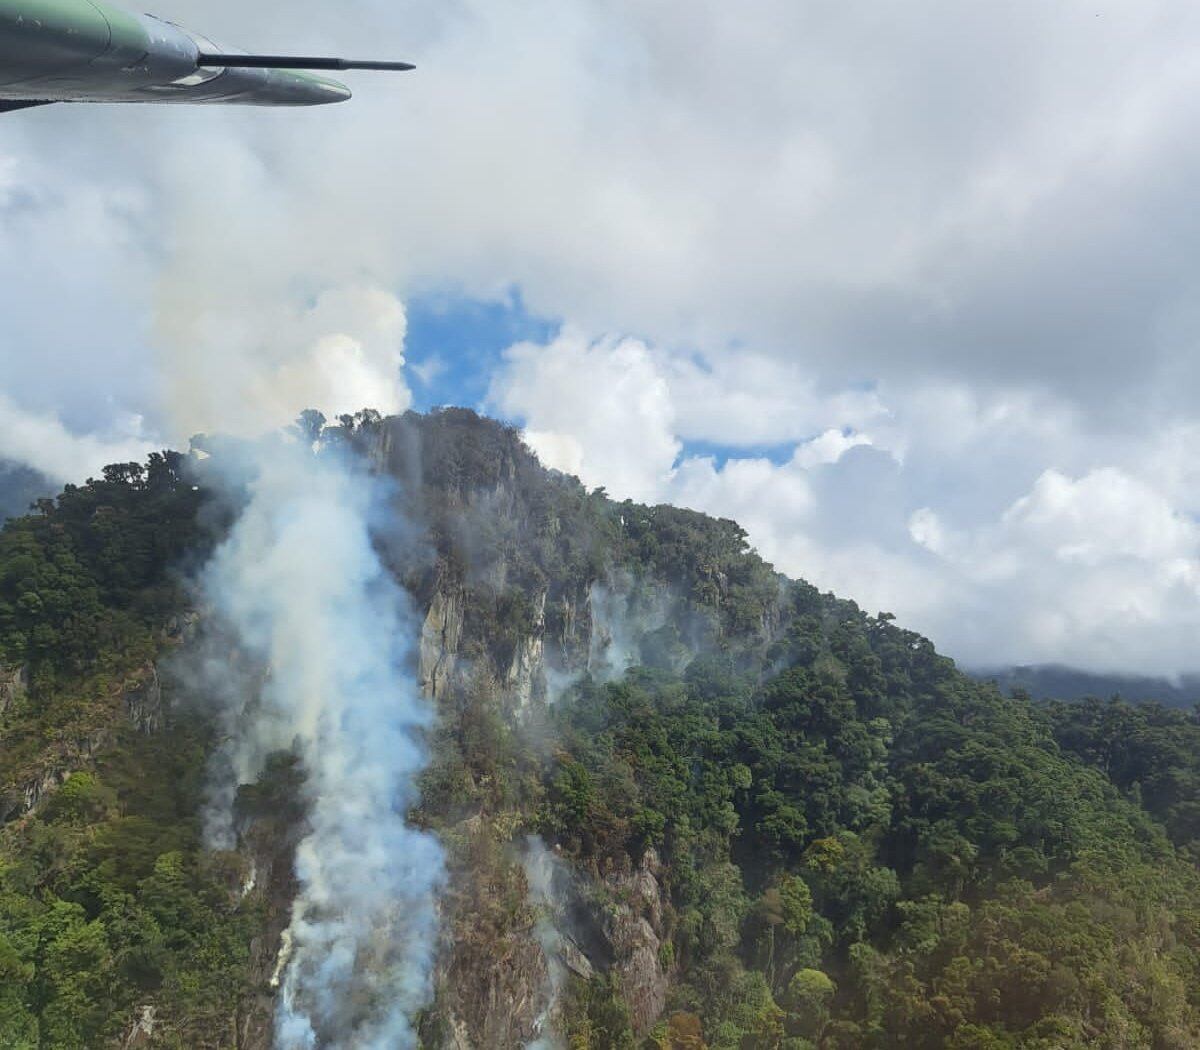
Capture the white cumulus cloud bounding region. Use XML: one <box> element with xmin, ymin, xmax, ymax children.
<box><xmin>489</xmin><ymin>330</ymin><xmax>1200</xmax><ymax>677</ymax></box>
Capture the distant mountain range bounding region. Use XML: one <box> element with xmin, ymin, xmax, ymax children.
<box><xmin>0</xmin><ymin>459</ymin><xmax>53</xmax><ymax>523</ymax></box>
<box><xmin>974</xmin><ymin>663</ymin><xmax>1200</xmax><ymax>708</ymax></box>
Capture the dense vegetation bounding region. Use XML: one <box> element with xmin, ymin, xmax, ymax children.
<box><xmin>1044</xmin><ymin>697</ymin><xmax>1200</xmax><ymax>860</ymax></box>
<box><xmin>540</xmin><ymin>600</ymin><xmax>1200</xmax><ymax>1048</ymax></box>
<box><xmin>0</xmin><ymin>454</ymin><xmax>260</xmax><ymax>1047</ymax></box>
<box><xmin>0</xmin><ymin>409</ymin><xmax>1198</xmax><ymax>1048</ymax></box>
<box><xmin>0</xmin><ymin>454</ymin><xmax>208</xmax><ymax>824</ymax></box>
<box><xmin>0</xmin><ymin>719</ymin><xmax>262</xmax><ymax>1048</ymax></box>
<box><xmin>0</xmin><ymin>453</ymin><xmax>202</xmax><ymax>683</ymax></box>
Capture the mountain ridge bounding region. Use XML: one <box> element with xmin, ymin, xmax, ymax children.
<box><xmin>972</xmin><ymin>663</ymin><xmax>1200</xmax><ymax>709</ymax></box>
<box><xmin>0</xmin><ymin>407</ymin><xmax>1198</xmax><ymax>1048</ymax></box>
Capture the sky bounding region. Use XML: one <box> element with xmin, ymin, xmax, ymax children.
<box><xmin>4</xmin><ymin>0</ymin><xmax>1200</xmax><ymax>676</ymax></box>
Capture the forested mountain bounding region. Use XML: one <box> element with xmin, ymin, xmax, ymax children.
<box><xmin>974</xmin><ymin>664</ymin><xmax>1200</xmax><ymax>709</ymax></box>
<box><xmin>1</xmin><ymin>409</ymin><xmax>1199</xmax><ymax>1049</ymax></box>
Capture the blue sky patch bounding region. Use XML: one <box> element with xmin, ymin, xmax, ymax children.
<box><xmin>677</xmin><ymin>439</ymin><xmax>796</xmax><ymax>470</ymax></box>
<box><xmin>404</xmin><ymin>289</ymin><xmax>559</xmax><ymax>413</ymax></box>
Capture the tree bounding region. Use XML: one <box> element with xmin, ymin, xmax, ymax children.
<box><xmin>653</xmin><ymin>1012</ymin><xmax>707</xmax><ymax>1049</ymax></box>
<box><xmin>295</xmin><ymin>409</ymin><xmax>327</xmax><ymax>445</ymax></box>
<box><xmin>0</xmin><ymin>933</ymin><xmax>37</xmax><ymax>1048</ymax></box>
<box><xmin>778</xmin><ymin>876</ymin><xmax>813</xmax><ymax>937</ymax></box>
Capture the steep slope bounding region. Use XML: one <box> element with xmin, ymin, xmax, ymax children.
<box><xmin>0</xmin><ymin>409</ymin><xmax>1198</xmax><ymax>1049</ymax></box>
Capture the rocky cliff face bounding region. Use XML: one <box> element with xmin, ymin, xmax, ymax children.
<box><xmin>235</xmin><ymin>769</ymin><xmax>307</xmax><ymax>1050</ymax></box>
<box><xmin>1</xmin><ymin>409</ymin><xmax>788</xmax><ymax>1049</ymax></box>
<box><xmin>0</xmin><ymin>663</ymin><xmax>26</xmax><ymax>717</ymax></box>
<box><xmin>506</xmin><ymin>591</ymin><xmax>547</xmax><ymax>716</ymax></box>
<box><xmin>415</xmin><ymin>566</ymin><xmax>683</xmax><ymax>1045</ymax></box>
<box><xmin>11</xmin><ymin>410</ymin><xmax>1200</xmax><ymax>1050</ymax></box>
<box><xmin>603</xmin><ymin>849</ymin><xmax>671</xmax><ymax>1033</ymax></box>
<box><xmin>421</xmin><ymin>587</ymin><xmax>465</xmax><ymax>702</ymax></box>
<box><xmin>433</xmin><ymin>818</ymin><xmax>551</xmax><ymax>1049</ymax></box>
<box><xmin>1</xmin><ymin>660</ymin><xmax>166</xmax><ymax>825</ymax></box>
<box><xmin>359</xmin><ymin>411</ymin><xmax>791</xmax><ymax>1047</ymax></box>
<box><xmin>124</xmin><ymin>663</ymin><xmax>163</xmax><ymax>735</ymax></box>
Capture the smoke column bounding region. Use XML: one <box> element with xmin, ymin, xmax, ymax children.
<box><xmin>200</xmin><ymin>437</ymin><xmax>443</xmax><ymax>1048</ymax></box>
<box><xmin>522</xmin><ymin>836</ymin><xmax>568</xmax><ymax>1050</ymax></box>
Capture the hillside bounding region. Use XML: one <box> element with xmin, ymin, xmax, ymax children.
<box><xmin>1</xmin><ymin>408</ymin><xmax>1199</xmax><ymax>1049</ymax></box>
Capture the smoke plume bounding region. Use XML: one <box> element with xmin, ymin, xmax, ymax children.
<box><xmin>522</xmin><ymin>836</ymin><xmax>569</xmax><ymax>1050</ymax></box>
<box><xmin>199</xmin><ymin>436</ymin><xmax>443</xmax><ymax>1048</ymax></box>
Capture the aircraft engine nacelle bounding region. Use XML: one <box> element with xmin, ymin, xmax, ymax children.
<box><xmin>0</xmin><ymin>0</ymin><xmax>113</xmax><ymax>84</ymax></box>
<box><xmin>0</xmin><ymin>0</ymin><xmax>196</xmax><ymax>97</ymax></box>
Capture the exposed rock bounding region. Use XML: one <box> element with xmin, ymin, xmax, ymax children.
<box><xmin>162</xmin><ymin>609</ymin><xmax>200</xmax><ymax>644</ymax></box>
<box><xmin>603</xmin><ymin>849</ymin><xmax>670</xmax><ymax>1034</ymax></box>
<box><xmin>439</xmin><ymin>937</ymin><xmax>544</xmax><ymax>1049</ymax></box>
<box><xmin>558</xmin><ymin>594</ymin><xmax>579</xmax><ymax>648</ymax></box>
<box><xmin>507</xmin><ymin>632</ymin><xmax>545</xmax><ymax>714</ymax></box>
<box><xmin>610</xmin><ymin>913</ymin><xmax>666</xmax><ymax>1033</ymax></box>
<box><xmin>442</xmin><ymin>1015</ymin><xmax>473</xmax><ymax>1050</ymax></box>
<box><xmin>124</xmin><ymin>663</ymin><xmax>163</xmax><ymax>735</ymax></box>
<box><xmin>0</xmin><ymin>410</ymin><xmax>805</xmax><ymax>1046</ymax></box>
<box><xmin>421</xmin><ymin>588</ymin><xmax>464</xmax><ymax>700</ymax></box>
<box><xmin>521</xmin><ymin>835</ymin><xmax>574</xmax><ymax>1041</ymax></box>
<box><xmin>561</xmin><ymin>935</ymin><xmax>595</xmax><ymax>981</ymax></box>
<box><xmin>429</xmin><ymin>818</ymin><xmax>550</xmax><ymax>1049</ymax></box>
<box><xmin>22</xmin><ymin>769</ymin><xmax>63</xmax><ymax>813</ymax></box>
<box><xmin>586</xmin><ymin>574</ymin><xmax>680</xmax><ymax>680</ymax></box>
<box><xmin>4</xmin><ymin>663</ymin><xmax>164</xmax><ymax>825</ymax></box>
<box><xmin>0</xmin><ymin>664</ymin><xmax>27</xmax><ymax>717</ymax></box>
<box><xmin>234</xmin><ymin>765</ymin><xmax>307</xmax><ymax>1050</ymax></box>
<box><xmin>122</xmin><ymin>1005</ymin><xmax>156</xmax><ymax>1048</ymax></box>
<box><xmin>506</xmin><ymin>591</ymin><xmax>547</xmax><ymax>715</ymax></box>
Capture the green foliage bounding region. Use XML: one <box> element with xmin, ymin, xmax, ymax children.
<box><xmin>0</xmin><ymin>452</ymin><xmax>203</xmax><ymax>680</ymax></box>
<box><xmin>544</xmin><ymin>582</ymin><xmax>1200</xmax><ymax>1047</ymax></box>
<box><xmin>777</xmin><ymin>876</ymin><xmax>813</xmax><ymax>937</ymax></box>
<box><xmin>3</xmin><ymin>413</ymin><xmax>1200</xmax><ymax>1049</ymax></box>
<box><xmin>786</xmin><ymin>968</ymin><xmax>835</xmax><ymax>1041</ymax></box>
<box><xmin>1043</xmin><ymin>696</ymin><xmax>1200</xmax><ymax>855</ymax></box>
<box><xmin>0</xmin><ymin>446</ymin><xmax>258</xmax><ymax>1046</ymax></box>
<box><xmin>565</xmin><ymin>973</ymin><xmax>637</xmax><ymax>1049</ymax></box>
<box><xmin>0</xmin><ymin>718</ymin><xmax>261</xmax><ymax>1047</ymax></box>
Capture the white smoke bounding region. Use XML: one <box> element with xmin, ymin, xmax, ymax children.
<box><xmin>587</xmin><ymin>572</ymin><xmax>675</xmax><ymax>680</ymax></box>
<box><xmin>542</xmin><ymin>573</ymin><xmax>686</xmax><ymax>706</ymax></box>
<box><xmin>199</xmin><ymin>436</ymin><xmax>443</xmax><ymax>1048</ymax></box>
<box><xmin>522</xmin><ymin>836</ymin><xmax>569</xmax><ymax>1050</ymax></box>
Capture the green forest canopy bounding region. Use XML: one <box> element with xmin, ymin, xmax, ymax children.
<box><xmin>0</xmin><ymin>414</ymin><xmax>1198</xmax><ymax>1048</ymax></box>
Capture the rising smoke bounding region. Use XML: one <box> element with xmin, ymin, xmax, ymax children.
<box><xmin>198</xmin><ymin>434</ymin><xmax>444</xmax><ymax>1048</ymax></box>
<box><xmin>522</xmin><ymin>836</ymin><xmax>569</xmax><ymax>1050</ymax></box>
